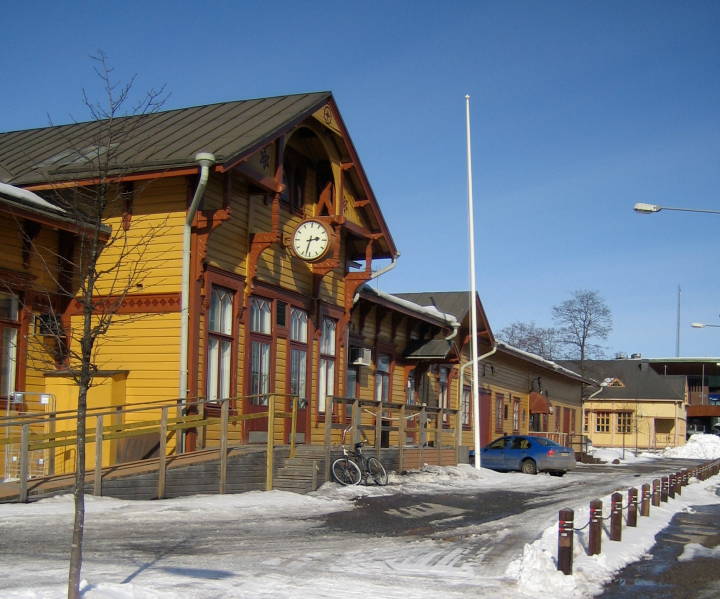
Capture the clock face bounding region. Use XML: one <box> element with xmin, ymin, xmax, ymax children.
<box><xmin>292</xmin><ymin>220</ymin><xmax>330</xmax><ymax>261</ymax></box>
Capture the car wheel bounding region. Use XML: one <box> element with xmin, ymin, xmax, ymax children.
<box><xmin>549</xmin><ymin>471</ymin><xmax>565</xmax><ymax>477</ymax></box>
<box><xmin>520</xmin><ymin>459</ymin><xmax>537</xmax><ymax>475</ymax></box>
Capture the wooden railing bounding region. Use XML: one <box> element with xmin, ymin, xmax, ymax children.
<box><xmin>322</xmin><ymin>397</ymin><xmax>461</xmax><ymax>481</ymax></box>
<box><xmin>1</xmin><ymin>394</ymin><xmax>300</xmax><ymax>501</ymax></box>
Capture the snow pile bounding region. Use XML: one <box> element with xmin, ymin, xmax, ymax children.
<box><xmin>314</xmin><ymin>463</ymin><xmax>568</xmax><ymax>500</ymax></box>
<box><xmin>662</xmin><ymin>433</ymin><xmax>720</xmax><ymax>459</ymax></box>
<box><xmin>678</xmin><ymin>542</ymin><xmax>720</xmax><ymax>562</ymax></box>
<box><xmin>507</xmin><ymin>478</ymin><xmax>720</xmax><ymax>598</ymax></box>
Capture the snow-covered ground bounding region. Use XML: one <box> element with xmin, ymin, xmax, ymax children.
<box><xmin>588</xmin><ymin>432</ymin><xmax>720</xmax><ymax>464</ymax></box>
<box><xmin>1</xmin><ymin>436</ymin><xmax>719</xmax><ymax>599</ymax></box>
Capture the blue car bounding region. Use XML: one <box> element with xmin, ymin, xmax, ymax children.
<box><xmin>469</xmin><ymin>435</ymin><xmax>576</xmax><ymax>476</ymax></box>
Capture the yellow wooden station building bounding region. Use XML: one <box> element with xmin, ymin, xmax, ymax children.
<box><xmin>0</xmin><ymin>93</ymin><xmax>588</xmax><ymax>496</ymax></box>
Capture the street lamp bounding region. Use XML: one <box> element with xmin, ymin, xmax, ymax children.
<box><xmin>690</xmin><ymin>323</ymin><xmax>720</xmax><ymax>329</ymax></box>
<box><xmin>634</xmin><ymin>203</ymin><xmax>720</xmax><ymax>215</ymax></box>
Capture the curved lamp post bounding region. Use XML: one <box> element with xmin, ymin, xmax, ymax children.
<box><xmin>634</xmin><ymin>203</ymin><xmax>720</xmax><ymax>215</ymax></box>
<box><xmin>690</xmin><ymin>322</ymin><xmax>720</xmax><ymax>329</ymax></box>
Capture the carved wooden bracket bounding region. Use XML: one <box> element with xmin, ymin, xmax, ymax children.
<box><xmin>193</xmin><ymin>207</ymin><xmax>232</xmax><ymax>270</ymax></box>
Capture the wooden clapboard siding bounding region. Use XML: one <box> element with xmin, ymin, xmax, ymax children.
<box><xmin>23</xmin><ymin>334</ymin><xmax>54</xmax><ymax>392</ymax></box>
<box><xmin>0</xmin><ymin>218</ymin><xmax>24</xmax><ymax>271</ymax></box>
<box><xmin>95</xmin><ymin>178</ymin><xmax>186</xmax><ymax>296</ymax></box>
<box><xmin>81</xmin><ymin>312</ymin><xmax>181</xmax><ymax>406</ymax></box>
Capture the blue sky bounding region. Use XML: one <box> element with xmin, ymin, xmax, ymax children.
<box><xmin>2</xmin><ymin>1</ymin><xmax>720</xmax><ymax>358</ymax></box>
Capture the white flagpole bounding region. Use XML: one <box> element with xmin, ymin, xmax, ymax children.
<box><xmin>465</xmin><ymin>95</ymin><xmax>482</xmax><ymax>469</ymax></box>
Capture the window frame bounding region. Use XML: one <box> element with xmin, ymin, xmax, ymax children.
<box><xmin>206</xmin><ymin>286</ymin><xmax>235</xmax><ymax>403</ymax></box>
<box><xmin>495</xmin><ymin>393</ymin><xmax>504</xmax><ymax>433</ymax></box>
<box><xmin>288</xmin><ymin>307</ymin><xmax>308</xmax><ymax>408</ymax></box>
<box><xmin>617</xmin><ymin>411</ymin><xmax>633</xmax><ymax>434</ymax></box>
<box><xmin>595</xmin><ymin>411</ymin><xmax>611</xmax><ymax>433</ymax></box>
<box><xmin>0</xmin><ymin>293</ymin><xmax>20</xmax><ymax>411</ymax></box>
<box><xmin>248</xmin><ymin>296</ymin><xmax>273</xmax><ymax>406</ymax></box>
<box><xmin>317</xmin><ymin>316</ymin><xmax>337</xmax><ymax>415</ymax></box>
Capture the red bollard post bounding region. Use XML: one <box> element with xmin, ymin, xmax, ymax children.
<box><xmin>610</xmin><ymin>492</ymin><xmax>623</xmax><ymax>541</ymax></box>
<box><xmin>668</xmin><ymin>474</ymin><xmax>675</xmax><ymax>499</ymax></box>
<box><xmin>652</xmin><ymin>479</ymin><xmax>661</xmax><ymax>506</ymax></box>
<box><xmin>558</xmin><ymin>508</ymin><xmax>574</xmax><ymax>575</ymax></box>
<box><xmin>640</xmin><ymin>483</ymin><xmax>651</xmax><ymax>517</ymax></box>
<box><xmin>661</xmin><ymin>476</ymin><xmax>669</xmax><ymax>502</ymax></box>
<box><xmin>588</xmin><ymin>499</ymin><xmax>603</xmax><ymax>555</ymax></box>
<box><xmin>627</xmin><ymin>487</ymin><xmax>638</xmax><ymax>527</ymax></box>
<box><xmin>675</xmin><ymin>472</ymin><xmax>682</xmax><ymax>496</ymax></box>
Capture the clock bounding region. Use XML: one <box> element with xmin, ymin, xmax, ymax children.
<box><xmin>292</xmin><ymin>219</ymin><xmax>331</xmax><ymax>261</ymax></box>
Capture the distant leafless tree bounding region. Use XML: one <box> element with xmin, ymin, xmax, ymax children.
<box><xmin>553</xmin><ymin>289</ymin><xmax>612</xmax><ymax>369</ymax></box>
<box><xmin>497</xmin><ymin>321</ymin><xmax>561</xmax><ymax>360</ymax></box>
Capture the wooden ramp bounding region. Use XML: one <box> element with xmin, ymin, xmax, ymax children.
<box><xmin>0</xmin><ymin>445</ymin><xmax>292</xmax><ymax>503</ymax></box>
<box><xmin>0</xmin><ymin>444</ymin><xmax>464</xmax><ymax>503</ymax></box>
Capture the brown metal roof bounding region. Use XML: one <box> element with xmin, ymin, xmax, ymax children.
<box><xmin>0</xmin><ymin>92</ymin><xmax>332</xmax><ymax>186</ymax></box>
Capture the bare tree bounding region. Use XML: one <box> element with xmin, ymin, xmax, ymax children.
<box><xmin>19</xmin><ymin>53</ymin><xmax>168</xmax><ymax>599</ymax></box>
<box><xmin>497</xmin><ymin>321</ymin><xmax>561</xmax><ymax>360</ymax></box>
<box><xmin>552</xmin><ymin>289</ymin><xmax>612</xmax><ymax>369</ymax></box>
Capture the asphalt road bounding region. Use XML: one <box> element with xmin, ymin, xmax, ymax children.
<box><xmin>1</xmin><ymin>456</ymin><xmax>712</xmax><ymax>596</ymax></box>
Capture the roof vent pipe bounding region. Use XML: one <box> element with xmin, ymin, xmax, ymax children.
<box><xmin>179</xmin><ymin>152</ymin><xmax>216</xmax><ymax>408</ymax></box>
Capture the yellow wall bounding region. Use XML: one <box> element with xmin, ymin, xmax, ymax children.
<box><xmin>96</xmin><ymin>178</ymin><xmax>186</xmax><ymax>296</ymax></box>
<box><xmin>584</xmin><ymin>399</ymin><xmax>686</xmax><ymax>449</ymax></box>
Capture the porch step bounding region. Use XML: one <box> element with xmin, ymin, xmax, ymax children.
<box><xmin>576</xmin><ymin>452</ymin><xmax>606</xmax><ymax>464</ymax></box>
<box><xmin>273</xmin><ymin>448</ymin><xmax>328</xmax><ymax>494</ymax></box>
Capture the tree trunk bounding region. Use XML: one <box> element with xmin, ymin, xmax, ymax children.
<box><xmin>67</xmin><ymin>383</ymin><xmax>88</xmax><ymax>598</ymax></box>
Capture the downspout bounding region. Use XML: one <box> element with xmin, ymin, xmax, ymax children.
<box><xmin>351</xmin><ymin>253</ymin><xmax>400</xmax><ymax>307</ymax></box>
<box><xmin>369</xmin><ymin>252</ymin><xmax>400</xmax><ymax>280</ymax></box>
<box><xmin>179</xmin><ymin>152</ymin><xmax>216</xmax><ymax>408</ymax></box>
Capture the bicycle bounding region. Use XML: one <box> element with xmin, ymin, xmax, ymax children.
<box><xmin>331</xmin><ymin>427</ymin><xmax>388</xmax><ymax>486</ymax></box>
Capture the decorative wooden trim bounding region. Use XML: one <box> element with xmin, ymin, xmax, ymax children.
<box><xmin>0</xmin><ymin>267</ymin><xmax>36</xmax><ymax>290</ymax></box>
<box><xmin>121</xmin><ymin>181</ymin><xmax>134</xmax><ymax>231</ymax></box>
<box><xmin>230</xmin><ymin>159</ymin><xmax>284</xmax><ymax>194</ymax></box>
<box><xmin>64</xmin><ymin>292</ymin><xmax>181</xmax><ymax>316</ymax></box>
<box><xmin>323</xmin><ymin>99</ymin><xmax>397</xmax><ymax>257</ymax></box>
<box><xmin>23</xmin><ymin>167</ymin><xmax>201</xmax><ymax>191</ymax></box>
<box><xmin>253</xmin><ymin>280</ymin><xmax>313</xmax><ymax>311</ymax></box>
<box><xmin>245</xmin><ymin>193</ymin><xmax>282</xmax><ymax>300</ymax></box>
<box><xmin>193</xmin><ymin>207</ymin><xmax>232</xmax><ymax>265</ymax></box>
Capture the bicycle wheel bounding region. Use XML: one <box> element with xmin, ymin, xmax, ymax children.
<box><xmin>366</xmin><ymin>457</ymin><xmax>388</xmax><ymax>486</ymax></box>
<box><xmin>331</xmin><ymin>458</ymin><xmax>362</xmax><ymax>485</ymax></box>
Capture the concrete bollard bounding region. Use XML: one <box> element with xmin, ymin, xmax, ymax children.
<box><xmin>610</xmin><ymin>492</ymin><xmax>623</xmax><ymax>541</ymax></box>
<box><xmin>588</xmin><ymin>499</ymin><xmax>603</xmax><ymax>555</ymax></box>
<box><xmin>640</xmin><ymin>483</ymin><xmax>651</xmax><ymax>517</ymax></box>
<box><xmin>627</xmin><ymin>487</ymin><xmax>638</xmax><ymax>527</ymax></box>
<box><xmin>558</xmin><ymin>508</ymin><xmax>574</xmax><ymax>575</ymax></box>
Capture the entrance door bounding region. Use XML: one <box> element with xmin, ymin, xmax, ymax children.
<box><xmin>289</xmin><ymin>346</ymin><xmax>308</xmax><ymax>443</ymax></box>
<box><xmin>288</xmin><ymin>308</ymin><xmax>309</xmax><ymax>444</ymax></box>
